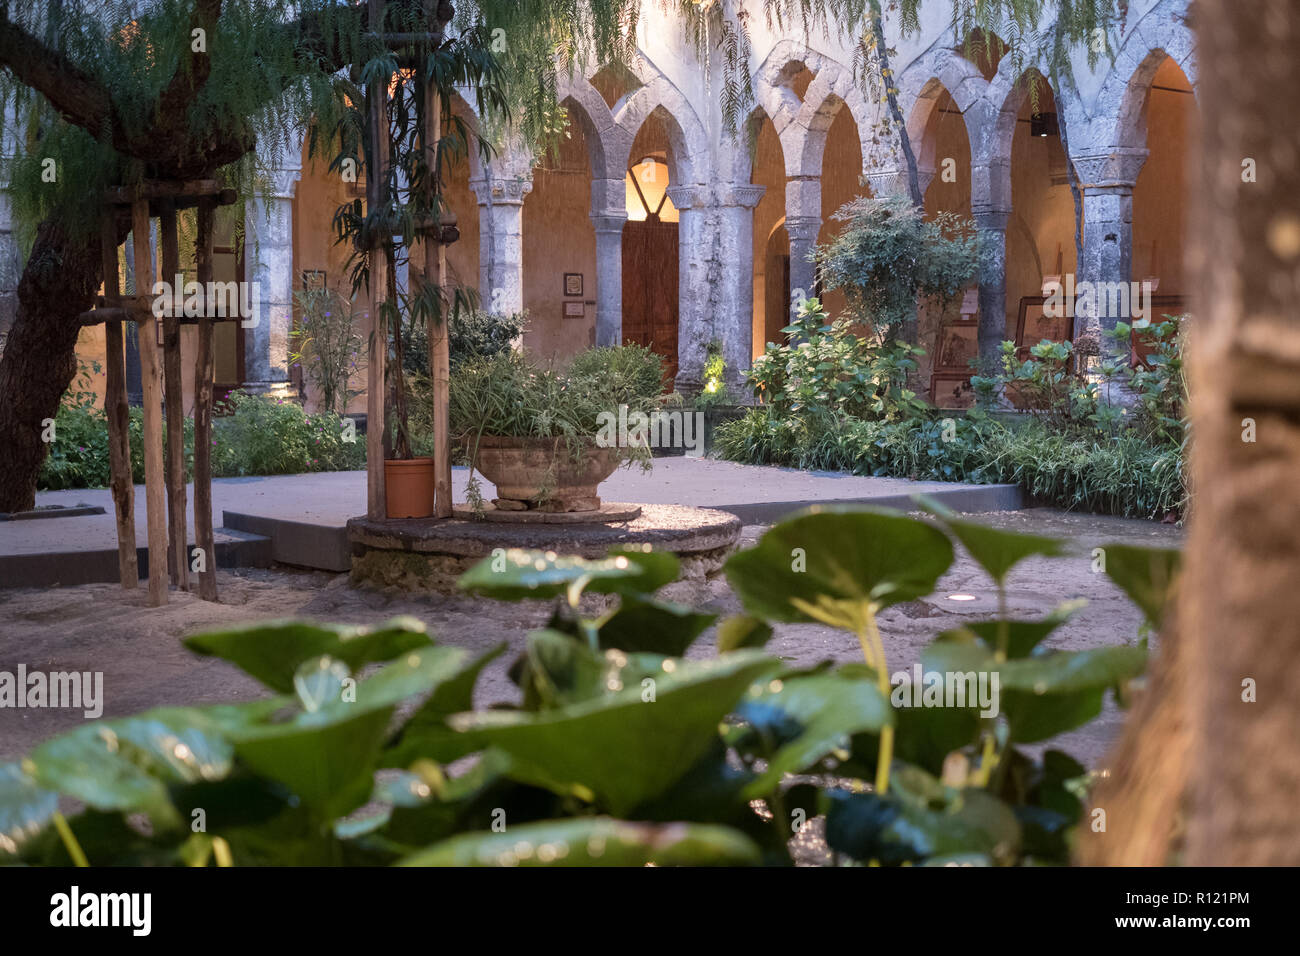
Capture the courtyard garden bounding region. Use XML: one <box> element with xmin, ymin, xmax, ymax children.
<box><xmin>0</xmin><ymin>0</ymin><xmax>1293</xmax><ymax>926</ymax></box>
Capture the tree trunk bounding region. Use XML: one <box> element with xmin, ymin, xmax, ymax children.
<box><xmin>0</xmin><ymin>222</ymin><xmax>102</xmax><ymax>512</ymax></box>
<box><xmin>1083</xmin><ymin>0</ymin><xmax>1300</xmax><ymax>865</ymax></box>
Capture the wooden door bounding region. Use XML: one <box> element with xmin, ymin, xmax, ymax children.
<box><xmin>621</xmin><ymin>219</ymin><xmax>679</xmax><ymax>382</ymax></box>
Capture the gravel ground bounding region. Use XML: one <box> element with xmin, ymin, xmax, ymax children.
<box><xmin>0</xmin><ymin>507</ymin><xmax>1181</xmax><ymax>774</ymax></box>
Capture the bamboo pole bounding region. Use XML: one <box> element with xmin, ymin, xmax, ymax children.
<box><xmin>159</xmin><ymin>201</ymin><xmax>188</xmax><ymax>590</ymax></box>
<box><xmin>365</xmin><ymin>0</ymin><xmax>390</xmax><ymax>520</ymax></box>
<box><xmin>193</xmin><ymin>198</ymin><xmax>218</xmax><ymax>601</ymax></box>
<box><xmin>132</xmin><ymin>199</ymin><xmax>168</xmax><ymax>606</ymax></box>
<box><xmin>425</xmin><ymin>68</ymin><xmax>451</xmax><ymax>518</ymax></box>
<box><xmin>101</xmin><ymin>210</ymin><xmax>138</xmax><ymax>589</ymax></box>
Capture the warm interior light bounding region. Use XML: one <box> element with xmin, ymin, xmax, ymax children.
<box><xmin>625</xmin><ymin>157</ymin><xmax>679</xmax><ymax>223</ymax></box>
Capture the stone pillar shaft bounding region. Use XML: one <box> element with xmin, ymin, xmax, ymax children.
<box><xmin>591</xmin><ymin>214</ymin><xmax>626</xmax><ymax>348</ymax></box>
<box><xmin>471</xmin><ymin>174</ymin><xmax>531</xmax><ymax>317</ymax></box>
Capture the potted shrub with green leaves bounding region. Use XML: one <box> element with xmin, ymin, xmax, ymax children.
<box><xmin>448</xmin><ymin>344</ymin><xmax>662</xmax><ymax>512</ymax></box>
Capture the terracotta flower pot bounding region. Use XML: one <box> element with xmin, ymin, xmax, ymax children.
<box><xmin>384</xmin><ymin>457</ymin><xmax>436</xmax><ymax>518</ymax></box>
<box><xmin>470</xmin><ymin>435</ymin><xmax>620</xmax><ymax>512</ymax></box>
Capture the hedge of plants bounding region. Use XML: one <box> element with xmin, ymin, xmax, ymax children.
<box><xmin>38</xmin><ymin>390</ymin><xmax>365</xmax><ymax>491</ymax></box>
<box><xmin>717</xmin><ymin>302</ymin><xmax>1187</xmax><ymax>520</ymax></box>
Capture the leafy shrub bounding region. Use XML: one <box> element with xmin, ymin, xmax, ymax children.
<box><xmin>37</xmin><ymin>391</ymin><xmax>363</xmax><ymax>491</ymax></box>
<box><xmin>447</xmin><ymin>344</ymin><xmax>663</xmax><ymax>446</ymax></box>
<box><xmin>402</xmin><ymin>309</ymin><xmax>526</xmax><ymax>378</ymax></box>
<box><xmin>720</xmin><ymin>306</ymin><xmax>1188</xmax><ymax>520</ymax></box>
<box><xmin>212</xmin><ymin>391</ymin><xmax>364</xmax><ymax>476</ymax></box>
<box><xmin>1</xmin><ymin>507</ymin><xmax>1178</xmax><ymax>867</ymax></box>
<box><xmin>289</xmin><ymin>287</ymin><xmax>366</xmax><ymax>415</ymax></box>
<box><xmin>747</xmin><ymin>299</ymin><xmax>926</xmax><ymax>423</ymax></box>
<box><xmin>815</xmin><ymin>194</ymin><xmax>982</xmax><ymax>336</ymax></box>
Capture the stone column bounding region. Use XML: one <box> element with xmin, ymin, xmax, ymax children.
<box><xmin>243</xmin><ymin>164</ymin><xmax>301</xmax><ymax>397</ymax></box>
<box><xmin>784</xmin><ymin>174</ymin><xmax>822</xmax><ymax>321</ymax></box>
<box><xmin>971</xmin><ymin>156</ymin><xmax>1013</xmax><ymax>367</ymax></box>
<box><xmin>665</xmin><ymin>184</ymin><xmax>714</xmax><ymax>392</ymax></box>
<box><xmin>590</xmin><ymin>176</ymin><xmax>627</xmax><ymax>348</ymax></box>
<box><xmin>591</xmin><ymin>214</ymin><xmax>626</xmax><ymax>348</ymax></box>
<box><xmin>1072</xmin><ymin>148</ymin><xmax>1148</xmax><ymax>364</ymax></box>
<box><xmin>712</xmin><ymin>183</ymin><xmax>765</xmax><ymax>389</ymax></box>
<box><xmin>470</xmin><ymin>159</ymin><xmax>533</xmax><ymax>318</ymax></box>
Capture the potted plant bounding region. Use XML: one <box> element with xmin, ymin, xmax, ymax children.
<box><xmin>448</xmin><ymin>345</ymin><xmax>662</xmax><ymax>513</ymax></box>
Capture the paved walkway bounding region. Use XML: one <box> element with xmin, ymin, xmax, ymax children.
<box><xmin>2</xmin><ymin>460</ymin><xmax>1018</xmax><ymax>583</ymax></box>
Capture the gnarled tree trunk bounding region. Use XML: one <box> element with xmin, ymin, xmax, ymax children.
<box><xmin>0</xmin><ymin>223</ymin><xmax>102</xmax><ymax>512</ymax></box>
<box><xmin>1083</xmin><ymin>0</ymin><xmax>1300</xmax><ymax>866</ymax></box>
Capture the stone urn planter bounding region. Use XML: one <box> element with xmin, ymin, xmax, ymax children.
<box><xmin>469</xmin><ymin>435</ymin><xmax>621</xmax><ymax>512</ymax></box>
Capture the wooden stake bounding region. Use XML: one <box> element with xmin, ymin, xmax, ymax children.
<box><xmin>366</xmin><ymin>0</ymin><xmax>390</xmax><ymax>521</ymax></box>
<box><xmin>132</xmin><ymin>199</ymin><xmax>168</xmax><ymax>606</ymax></box>
<box><xmin>425</xmin><ymin>80</ymin><xmax>452</xmax><ymax>518</ymax></box>
<box><xmin>159</xmin><ymin>201</ymin><xmax>188</xmax><ymax>590</ymax></box>
<box><xmin>193</xmin><ymin>199</ymin><xmax>218</xmax><ymax>601</ymax></box>
<box><xmin>101</xmin><ymin>210</ymin><xmax>138</xmax><ymax>589</ymax></box>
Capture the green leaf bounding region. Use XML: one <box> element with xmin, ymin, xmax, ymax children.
<box><xmin>825</xmin><ymin>781</ymin><xmax>1020</xmax><ymax>865</ymax></box>
<box><xmin>458</xmin><ymin>546</ymin><xmax>678</xmax><ymax>602</ymax></box>
<box><xmin>385</xmin><ymin>643</ymin><xmax>507</xmax><ymax>767</ymax></box>
<box><xmin>228</xmin><ymin>647</ymin><xmax>468</xmax><ymax>816</ymax></box>
<box><xmin>716</xmin><ymin>615</ymin><xmax>774</xmax><ymax>653</ymax></box>
<box><xmin>915</xmin><ymin>496</ymin><xmax>1064</xmax><ymax>584</ymax></box>
<box><xmin>184</xmin><ymin>617</ymin><xmax>433</xmax><ymax>693</ymax></box>
<box><xmin>1100</xmin><ymin>543</ymin><xmax>1182</xmax><ymax>627</ymax></box>
<box><xmin>596</xmin><ymin>595</ymin><xmax>717</xmax><ymax>656</ymax></box>
<box><xmin>450</xmin><ymin>653</ymin><xmax>776</xmax><ymax>815</ymax></box>
<box><xmin>725</xmin><ymin>507</ymin><xmax>954</xmax><ymax>628</ymax></box>
<box><xmin>0</xmin><ymin>762</ymin><xmax>58</xmax><ymax>857</ymax></box>
<box><xmin>734</xmin><ymin>671</ymin><xmax>893</xmax><ymax>796</ymax></box>
<box><xmin>398</xmin><ymin>817</ymin><xmax>762</xmax><ymax>867</ymax></box>
<box><xmin>922</xmin><ymin>639</ymin><xmax>1147</xmax><ymax>743</ymax></box>
<box><xmin>29</xmin><ymin>708</ymin><xmax>233</xmax><ymax>822</ymax></box>
<box><xmin>939</xmin><ymin>600</ymin><xmax>1086</xmax><ymax>658</ymax></box>
<box><xmin>231</xmin><ymin>707</ymin><xmax>394</xmax><ymax>818</ymax></box>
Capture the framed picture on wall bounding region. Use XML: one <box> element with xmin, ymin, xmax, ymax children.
<box><xmin>563</xmin><ymin>301</ymin><xmax>585</xmax><ymax>318</ymax></box>
<box><xmin>1015</xmin><ymin>295</ymin><xmax>1072</xmax><ymax>348</ymax></box>
<box><xmin>937</xmin><ymin>322</ymin><xmax>979</xmax><ymax>370</ymax></box>
<box><xmin>930</xmin><ymin>371</ymin><xmax>976</xmax><ymax>409</ymax></box>
<box><xmin>563</xmin><ymin>273</ymin><xmax>583</xmax><ymax>297</ymax></box>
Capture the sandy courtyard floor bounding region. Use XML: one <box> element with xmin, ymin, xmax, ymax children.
<box><xmin>0</xmin><ymin>508</ymin><xmax>1181</xmax><ymax>768</ymax></box>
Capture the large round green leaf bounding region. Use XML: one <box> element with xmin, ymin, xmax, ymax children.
<box><xmin>734</xmin><ymin>671</ymin><xmax>893</xmax><ymax>796</ymax></box>
<box><xmin>1099</xmin><ymin>543</ymin><xmax>1181</xmax><ymax>627</ymax></box>
<box><xmin>184</xmin><ymin>616</ymin><xmax>434</xmax><ymax>693</ymax></box>
<box><xmin>398</xmin><ymin>817</ymin><xmax>761</xmax><ymax>866</ymax></box>
<box><xmin>0</xmin><ymin>762</ymin><xmax>58</xmax><ymax>858</ymax></box>
<box><xmin>724</xmin><ymin>507</ymin><xmax>954</xmax><ymax>627</ymax></box>
<box><xmin>449</xmin><ymin>653</ymin><xmax>776</xmax><ymax>815</ymax></box>
<box><xmin>916</xmin><ymin>496</ymin><xmax>1064</xmax><ymax>585</ymax></box>
<box><xmin>458</xmin><ymin>547</ymin><xmax>678</xmax><ymax>601</ymax></box>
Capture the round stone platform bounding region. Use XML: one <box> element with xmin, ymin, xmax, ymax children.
<box><xmin>449</xmin><ymin>501</ymin><xmax>643</xmax><ymax>523</ymax></box>
<box><xmin>346</xmin><ymin>502</ymin><xmax>741</xmax><ymax>592</ymax></box>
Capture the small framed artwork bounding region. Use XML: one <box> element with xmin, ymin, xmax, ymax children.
<box><xmin>563</xmin><ymin>273</ymin><xmax>583</xmax><ymax>297</ymax></box>
<box><xmin>1015</xmin><ymin>295</ymin><xmax>1072</xmax><ymax>348</ymax></box>
<box><xmin>930</xmin><ymin>371</ymin><xmax>976</xmax><ymax>409</ymax></box>
<box><xmin>563</xmin><ymin>301</ymin><xmax>585</xmax><ymax>318</ymax></box>
<box><xmin>936</xmin><ymin>322</ymin><xmax>979</xmax><ymax>370</ymax></box>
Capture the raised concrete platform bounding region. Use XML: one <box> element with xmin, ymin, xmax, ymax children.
<box><xmin>347</xmin><ymin>503</ymin><xmax>741</xmax><ymax>591</ymax></box>
<box><xmin>6</xmin><ymin>461</ymin><xmax>1021</xmax><ymax>585</ymax></box>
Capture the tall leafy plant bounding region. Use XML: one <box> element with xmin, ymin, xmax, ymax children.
<box><xmin>815</xmin><ymin>196</ymin><xmax>982</xmax><ymax>342</ymax></box>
